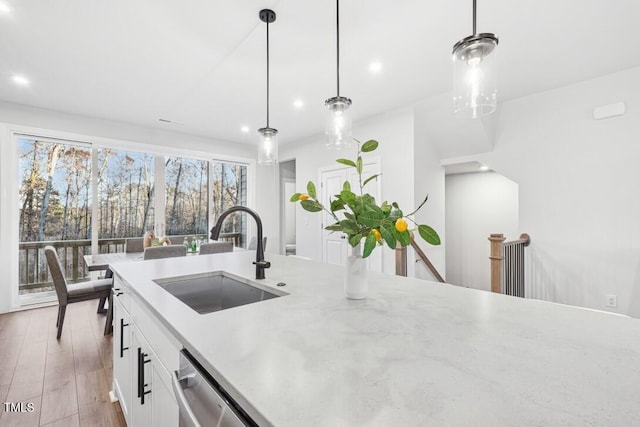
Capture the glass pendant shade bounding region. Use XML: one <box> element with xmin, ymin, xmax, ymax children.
<box><xmin>324</xmin><ymin>96</ymin><xmax>353</xmax><ymax>150</ymax></box>
<box><xmin>257</xmin><ymin>127</ymin><xmax>278</xmax><ymax>165</ymax></box>
<box><xmin>452</xmin><ymin>33</ymin><xmax>498</xmax><ymax>118</ymax></box>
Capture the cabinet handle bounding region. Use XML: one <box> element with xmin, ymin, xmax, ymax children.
<box><xmin>119</xmin><ymin>319</ymin><xmax>129</xmax><ymax>358</ymax></box>
<box><xmin>113</xmin><ymin>288</ymin><xmax>123</xmax><ymax>297</ymax></box>
<box><xmin>137</xmin><ymin>347</ymin><xmax>152</xmax><ymax>405</ymax></box>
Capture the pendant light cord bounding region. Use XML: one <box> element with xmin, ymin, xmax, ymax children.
<box><xmin>336</xmin><ymin>0</ymin><xmax>340</xmax><ymax>97</ymax></box>
<box><xmin>266</xmin><ymin>18</ymin><xmax>270</xmax><ymax>127</ymax></box>
<box><xmin>472</xmin><ymin>0</ymin><xmax>477</xmax><ymax>35</ymax></box>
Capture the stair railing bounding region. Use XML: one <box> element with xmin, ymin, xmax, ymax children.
<box><xmin>489</xmin><ymin>233</ymin><xmax>531</xmax><ymax>297</ymax></box>
<box><xmin>395</xmin><ymin>233</ymin><xmax>445</xmax><ymax>283</ymax></box>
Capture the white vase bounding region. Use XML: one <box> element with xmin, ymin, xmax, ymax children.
<box><xmin>345</xmin><ymin>244</ymin><xmax>368</xmax><ymax>299</ymax></box>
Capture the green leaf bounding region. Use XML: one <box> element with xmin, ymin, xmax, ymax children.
<box><xmin>394</xmin><ymin>228</ymin><xmax>411</xmax><ymax>246</ymax></box>
<box><xmin>349</xmin><ymin>233</ymin><xmax>363</xmax><ymax>247</ymax></box>
<box><xmin>380</xmin><ymin>223</ymin><xmax>397</xmax><ymax>249</ymax></box>
<box><xmin>356</xmin><ymin>156</ymin><xmax>363</xmax><ymax>174</ymax></box>
<box><xmin>341</xmin><ymin>220</ymin><xmax>360</xmax><ymax>235</ymax></box>
<box><xmin>342</xmin><ymin>181</ymin><xmax>351</xmax><ymax>192</ymax></box>
<box><xmin>361</xmin><ymin>140</ymin><xmax>379</xmax><ymax>152</ymax></box>
<box><xmin>418</xmin><ymin>224</ymin><xmax>441</xmax><ymax>246</ymax></box>
<box><xmin>344</xmin><ymin>212</ymin><xmax>356</xmax><ymax>222</ymax></box>
<box><xmin>340</xmin><ymin>190</ymin><xmax>356</xmax><ymax>205</ymax></box>
<box><xmin>300</xmin><ymin>200</ymin><xmax>323</xmax><ymax>212</ymax></box>
<box><xmin>307</xmin><ymin>181</ymin><xmax>316</xmax><ymax>199</ymax></box>
<box><xmin>363</xmin><ymin>202</ymin><xmax>384</xmax><ymax>216</ymax></box>
<box><xmin>290</xmin><ymin>193</ymin><xmax>302</xmax><ymax>202</ymax></box>
<box><xmin>362</xmin><ymin>174</ymin><xmax>380</xmax><ymax>188</ymax></box>
<box><xmin>358</xmin><ymin>211</ymin><xmax>381</xmax><ymax>228</ymax></box>
<box><xmin>325</xmin><ymin>223</ymin><xmax>343</xmax><ymax>231</ymax></box>
<box><xmin>330</xmin><ymin>199</ymin><xmax>345</xmax><ymax>212</ymax></box>
<box><xmin>362</xmin><ymin>232</ymin><xmax>376</xmax><ymax>258</ymax></box>
<box><xmin>336</xmin><ymin>158</ymin><xmax>356</xmax><ymax>168</ymax></box>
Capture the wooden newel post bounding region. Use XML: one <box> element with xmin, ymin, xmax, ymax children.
<box><xmin>489</xmin><ymin>233</ymin><xmax>506</xmax><ymax>293</ymax></box>
<box><xmin>395</xmin><ymin>242</ymin><xmax>407</xmax><ymax>277</ymax></box>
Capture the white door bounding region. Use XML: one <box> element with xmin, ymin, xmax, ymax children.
<box><xmin>321</xmin><ymin>168</ymin><xmax>347</xmax><ymax>266</ymax></box>
<box><xmin>320</xmin><ymin>160</ymin><xmax>382</xmax><ymax>272</ymax></box>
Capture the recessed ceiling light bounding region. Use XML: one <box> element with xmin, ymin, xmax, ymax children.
<box><xmin>241</xmin><ymin>125</ymin><xmax>250</xmax><ymax>133</ymax></box>
<box><xmin>12</xmin><ymin>75</ymin><xmax>29</xmax><ymax>87</ymax></box>
<box><xmin>293</xmin><ymin>99</ymin><xmax>304</xmax><ymax>109</ymax></box>
<box><xmin>0</xmin><ymin>2</ymin><xmax>12</xmax><ymax>15</ymax></box>
<box><xmin>369</xmin><ymin>61</ymin><xmax>382</xmax><ymax>74</ymax></box>
<box><xmin>478</xmin><ymin>165</ymin><xmax>489</xmax><ymax>171</ymax></box>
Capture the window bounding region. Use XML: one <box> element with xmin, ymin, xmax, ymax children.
<box><xmin>17</xmin><ymin>136</ymin><xmax>92</xmax><ymax>297</ymax></box>
<box><xmin>14</xmin><ymin>133</ymin><xmax>252</xmax><ymax>307</ymax></box>
<box><xmin>211</xmin><ymin>161</ymin><xmax>248</xmax><ymax>247</ymax></box>
<box><xmin>165</xmin><ymin>156</ymin><xmax>209</xmax><ymax>237</ymax></box>
<box><xmin>97</xmin><ymin>148</ymin><xmax>155</xmax><ymax>247</ymax></box>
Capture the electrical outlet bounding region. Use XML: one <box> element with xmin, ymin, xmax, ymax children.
<box><xmin>606</xmin><ymin>294</ymin><xmax>617</xmax><ymax>308</ymax></box>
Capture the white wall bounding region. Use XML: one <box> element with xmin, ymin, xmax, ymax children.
<box><xmin>0</xmin><ymin>101</ymin><xmax>265</xmax><ymax>313</ymax></box>
<box><xmin>414</xmin><ymin>105</ymin><xmax>447</xmax><ymax>281</ymax></box>
<box><xmin>480</xmin><ymin>66</ymin><xmax>640</xmax><ymax>316</ymax></box>
<box><xmin>445</xmin><ymin>172</ymin><xmax>519</xmax><ymax>291</ymax></box>
<box><xmin>280</xmin><ymin>107</ymin><xmax>427</xmax><ymax>275</ymax></box>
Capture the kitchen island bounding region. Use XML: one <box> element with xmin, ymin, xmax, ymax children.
<box><xmin>110</xmin><ymin>251</ymin><xmax>640</xmax><ymax>426</ymax></box>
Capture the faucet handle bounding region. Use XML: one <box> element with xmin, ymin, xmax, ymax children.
<box><xmin>253</xmin><ymin>260</ymin><xmax>271</xmax><ymax>269</ymax></box>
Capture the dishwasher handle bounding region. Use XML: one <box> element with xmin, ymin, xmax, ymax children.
<box><xmin>172</xmin><ymin>371</ymin><xmax>202</xmax><ymax>427</ymax></box>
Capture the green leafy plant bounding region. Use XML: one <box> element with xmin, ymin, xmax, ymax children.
<box><xmin>290</xmin><ymin>139</ymin><xmax>440</xmax><ymax>258</ymax></box>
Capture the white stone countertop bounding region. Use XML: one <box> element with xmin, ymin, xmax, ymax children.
<box><xmin>111</xmin><ymin>251</ymin><xmax>640</xmax><ymax>426</ymax></box>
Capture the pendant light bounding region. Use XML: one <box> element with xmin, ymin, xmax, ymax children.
<box><xmin>452</xmin><ymin>0</ymin><xmax>499</xmax><ymax>118</ymax></box>
<box><xmin>324</xmin><ymin>0</ymin><xmax>352</xmax><ymax>150</ymax></box>
<box><xmin>257</xmin><ymin>9</ymin><xmax>278</xmax><ymax>165</ymax></box>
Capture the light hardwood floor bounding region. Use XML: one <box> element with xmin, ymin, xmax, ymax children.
<box><xmin>0</xmin><ymin>300</ymin><xmax>126</xmax><ymax>427</ymax></box>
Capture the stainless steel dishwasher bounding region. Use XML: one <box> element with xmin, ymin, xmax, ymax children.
<box><xmin>172</xmin><ymin>350</ymin><xmax>258</xmax><ymax>427</ymax></box>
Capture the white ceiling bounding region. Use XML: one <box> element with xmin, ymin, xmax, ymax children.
<box><xmin>1</xmin><ymin>0</ymin><xmax>639</xmax><ymax>146</ymax></box>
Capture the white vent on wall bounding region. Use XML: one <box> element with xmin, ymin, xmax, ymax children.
<box><xmin>593</xmin><ymin>102</ymin><xmax>626</xmax><ymax>120</ymax></box>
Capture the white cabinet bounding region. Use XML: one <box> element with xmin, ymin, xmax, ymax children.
<box><xmin>112</xmin><ymin>276</ymin><xmax>180</xmax><ymax>427</ymax></box>
<box><xmin>112</xmin><ymin>294</ymin><xmax>132</xmax><ymax>422</ymax></box>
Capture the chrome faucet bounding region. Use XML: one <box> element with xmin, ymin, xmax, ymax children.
<box><xmin>209</xmin><ymin>206</ymin><xmax>270</xmax><ymax>280</ymax></box>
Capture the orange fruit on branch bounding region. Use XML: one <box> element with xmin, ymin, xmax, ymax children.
<box><xmin>299</xmin><ymin>194</ymin><xmax>309</xmax><ymax>201</ymax></box>
<box><xmin>395</xmin><ymin>218</ymin><xmax>408</xmax><ymax>233</ymax></box>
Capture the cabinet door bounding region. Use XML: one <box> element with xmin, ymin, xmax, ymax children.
<box><xmin>130</xmin><ymin>327</ymin><xmax>153</xmax><ymax>427</ymax></box>
<box><xmin>150</xmin><ymin>364</ymin><xmax>179</xmax><ymax>427</ymax></box>
<box><xmin>112</xmin><ymin>295</ymin><xmax>132</xmax><ymax>423</ymax></box>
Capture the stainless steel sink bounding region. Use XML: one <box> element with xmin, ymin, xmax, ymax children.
<box><xmin>153</xmin><ymin>271</ymin><xmax>284</xmax><ymax>315</ymax></box>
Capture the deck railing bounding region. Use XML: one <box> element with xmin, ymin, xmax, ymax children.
<box><xmin>18</xmin><ymin>232</ymin><xmax>242</xmax><ymax>294</ymax></box>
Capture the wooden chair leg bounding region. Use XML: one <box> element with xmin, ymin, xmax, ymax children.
<box><xmin>97</xmin><ymin>296</ymin><xmax>107</xmax><ymax>314</ymax></box>
<box><xmin>57</xmin><ymin>305</ymin><xmax>67</xmax><ymax>340</ymax></box>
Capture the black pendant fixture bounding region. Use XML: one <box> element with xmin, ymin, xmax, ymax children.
<box><xmin>257</xmin><ymin>9</ymin><xmax>278</xmax><ymax>165</ymax></box>
<box><xmin>452</xmin><ymin>0</ymin><xmax>499</xmax><ymax>118</ymax></box>
<box><xmin>324</xmin><ymin>0</ymin><xmax>352</xmax><ymax>150</ymax></box>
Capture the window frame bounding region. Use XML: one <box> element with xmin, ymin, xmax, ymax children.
<box><xmin>4</xmin><ymin>124</ymin><xmax>255</xmax><ymax>309</ymax></box>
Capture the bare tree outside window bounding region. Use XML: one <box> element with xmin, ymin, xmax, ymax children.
<box><xmin>97</xmin><ymin>149</ymin><xmax>155</xmax><ymax>239</ymax></box>
<box><xmin>211</xmin><ymin>161</ymin><xmax>247</xmax><ymax>247</ymax></box>
<box><xmin>165</xmin><ymin>156</ymin><xmax>209</xmax><ymax>236</ymax></box>
<box><xmin>18</xmin><ymin>138</ymin><xmax>92</xmax><ymax>294</ymax></box>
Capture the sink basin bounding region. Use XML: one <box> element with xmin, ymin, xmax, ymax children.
<box><xmin>153</xmin><ymin>271</ymin><xmax>284</xmax><ymax>315</ymax></box>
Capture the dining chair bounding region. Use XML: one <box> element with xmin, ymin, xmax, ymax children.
<box><xmin>44</xmin><ymin>246</ymin><xmax>113</xmax><ymax>340</ymax></box>
<box><xmin>248</xmin><ymin>236</ymin><xmax>268</xmax><ymax>251</ymax></box>
<box><xmin>143</xmin><ymin>245</ymin><xmax>187</xmax><ymax>260</ymax></box>
<box><xmin>199</xmin><ymin>242</ymin><xmax>233</xmax><ymax>255</ymax></box>
<box><xmin>125</xmin><ymin>237</ymin><xmax>145</xmax><ymax>253</ymax></box>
